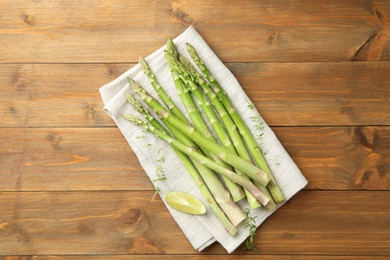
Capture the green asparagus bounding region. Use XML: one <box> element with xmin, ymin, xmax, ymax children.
<box><xmin>179</xmin><ymin>55</ymin><xmax>277</xmax><ymax>211</ymax></box>
<box><xmin>165</xmin><ymin>40</ymin><xmax>246</xmax><ymax>202</ymax></box>
<box><xmin>129</xmin><ymin>78</ymin><xmax>270</xmax><ymax>186</ymax></box>
<box><xmin>186</xmin><ymin>43</ymin><xmax>285</xmax><ymax>203</ymax></box>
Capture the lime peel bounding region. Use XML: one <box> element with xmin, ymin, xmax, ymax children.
<box><xmin>166</xmin><ymin>191</ymin><xmax>206</xmax><ymax>215</ymax></box>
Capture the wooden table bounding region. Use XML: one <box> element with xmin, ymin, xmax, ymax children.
<box><xmin>1</xmin><ymin>1</ymin><xmax>389</xmax><ymax>259</ymax></box>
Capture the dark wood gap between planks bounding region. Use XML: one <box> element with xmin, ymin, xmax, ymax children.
<box><xmin>0</xmin><ymin>190</ymin><xmax>389</xmax><ymax>193</ymax></box>
<box><xmin>1</xmin><ymin>60</ymin><xmax>389</xmax><ymax>65</ymax></box>
<box><xmin>1</xmin><ymin>254</ymin><xmax>389</xmax><ymax>258</ymax></box>
<box><xmin>1</xmin><ymin>125</ymin><xmax>390</xmax><ymax>128</ymax></box>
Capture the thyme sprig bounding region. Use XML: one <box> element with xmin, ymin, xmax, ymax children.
<box><xmin>151</xmin><ymin>147</ymin><xmax>167</xmax><ymax>201</ymax></box>
<box><xmin>242</xmin><ymin>208</ymin><xmax>258</xmax><ymax>253</ymax></box>
<box><xmin>245</xmin><ymin>98</ymin><xmax>255</xmax><ymax>110</ymax></box>
<box><xmin>249</xmin><ymin>115</ymin><xmax>265</xmax><ymax>141</ymax></box>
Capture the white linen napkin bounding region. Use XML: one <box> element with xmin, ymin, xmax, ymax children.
<box><xmin>99</xmin><ymin>26</ymin><xmax>308</xmax><ymax>253</ymax></box>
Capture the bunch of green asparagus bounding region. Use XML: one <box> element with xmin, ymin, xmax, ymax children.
<box><xmin>123</xmin><ymin>40</ymin><xmax>285</xmax><ymax>237</ymax></box>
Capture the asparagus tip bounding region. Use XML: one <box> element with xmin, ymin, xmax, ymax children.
<box><xmin>166</xmin><ymin>39</ymin><xmax>178</xmax><ymax>59</ymax></box>
<box><xmin>164</xmin><ymin>50</ymin><xmax>178</xmax><ymax>69</ymax></box>
<box><xmin>127</xmin><ymin>77</ymin><xmax>141</xmax><ymax>91</ymax></box>
<box><xmin>185</xmin><ymin>43</ymin><xmax>205</xmax><ymax>68</ymax></box>
<box><xmin>127</xmin><ymin>77</ymin><xmax>135</xmax><ymax>85</ymax></box>
<box><xmin>178</xmin><ymin>54</ymin><xmax>189</xmax><ymax>65</ymax></box>
<box><xmin>128</xmin><ymin>78</ymin><xmax>149</xmax><ymax>99</ymax></box>
<box><xmin>122</xmin><ymin>114</ymin><xmax>145</xmax><ymax>126</ymax></box>
<box><xmin>125</xmin><ymin>92</ymin><xmax>133</xmax><ymax>101</ymax></box>
<box><xmin>185</xmin><ymin>42</ymin><xmax>196</xmax><ymax>54</ymax></box>
<box><xmin>125</xmin><ymin>92</ymin><xmax>144</xmax><ymax>113</ymax></box>
<box><xmin>139</xmin><ymin>57</ymin><xmax>148</xmax><ymax>70</ymax></box>
<box><xmin>179</xmin><ymin>55</ymin><xmax>193</xmax><ymax>72</ymax></box>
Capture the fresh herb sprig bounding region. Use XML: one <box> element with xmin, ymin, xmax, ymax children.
<box><xmin>151</xmin><ymin>148</ymin><xmax>167</xmax><ymax>201</ymax></box>
<box><xmin>242</xmin><ymin>208</ymin><xmax>258</xmax><ymax>253</ymax></box>
<box><xmin>245</xmin><ymin>98</ymin><xmax>256</xmax><ymax>110</ymax></box>
<box><xmin>249</xmin><ymin>116</ymin><xmax>265</xmax><ymax>141</ymax></box>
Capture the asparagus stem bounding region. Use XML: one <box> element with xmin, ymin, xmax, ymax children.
<box><xmin>179</xmin><ymin>55</ymin><xmax>266</xmax><ymax>210</ymax></box>
<box><xmin>180</xmin><ymin>56</ymin><xmax>278</xmax><ymax>211</ymax></box>
<box><xmin>186</xmin><ymin>43</ymin><xmax>285</xmax><ymax>203</ymax></box>
<box><xmin>165</xmin><ymin>40</ymin><xmax>246</xmax><ymax>202</ymax></box>
<box><xmin>125</xmin><ymin>115</ymin><xmax>270</xmax><ymax>206</ymax></box>
<box><xmin>123</xmin><ymin>95</ymin><xmax>241</xmax><ymax>233</ymax></box>
<box><xmin>129</xmin><ymin>78</ymin><xmax>270</xmax><ymax>186</ymax></box>
<box><xmin>177</xmin><ymin>55</ymin><xmax>262</xmax><ymax>209</ymax></box>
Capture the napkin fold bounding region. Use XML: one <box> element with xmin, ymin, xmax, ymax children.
<box><xmin>99</xmin><ymin>26</ymin><xmax>307</xmax><ymax>253</ymax></box>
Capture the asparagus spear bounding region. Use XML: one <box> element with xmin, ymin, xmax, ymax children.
<box><xmin>174</xmin><ymin>55</ymin><xmax>262</xmax><ymax>209</ymax></box>
<box><xmin>186</xmin><ymin>43</ymin><xmax>285</xmax><ymax>203</ymax></box>
<box><xmin>129</xmin><ymin>78</ymin><xmax>270</xmax><ymax>186</ymax></box>
<box><xmin>165</xmin><ymin>40</ymin><xmax>245</xmax><ymax>202</ymax></box>
<box><xmin>180</xmin><ymin>55</ymin><xmax>277</xmax><ymax>211</ymax></box>
<box><xmin>124</xmin><ymin>94</ymin><xmax>239</xmax><ymax>234</ymax></box>
<box><xmin>125</xmin><ymin>115</ymin><xmax>270</xmax><ymax>206</ymax></box>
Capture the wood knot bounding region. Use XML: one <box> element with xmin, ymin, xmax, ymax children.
<box><xmin>11</xmin><ymin>71</ymin><xmax>20</xmax><ymax>85</ymax></box>
<box><xmin>282</xmin><ymin>232</ymin><xmax>296</xmax><ymax>239</ymax></box>
<box><xmin>85</xmin><ymin>103</ymin><xmax>97</xmax><ymax>117</ymax></box>
<box><xmin>8</xmin><ymin>105</ymin><xmax>17</xmax><ymax>115</ymax></box>
<box><xmin>353</xmin><ymin>153</ymin><xmax>385</xmax><ymax>189</ymax></box>
<box><xmin>115</xmin><ymin>207</ymin><xmax>147</xmax><ymax>236</ymax></box>
<box><xmin>77</xmin><ymin>222</ymin><xmax>95</xmax><ymax>235</ymax></box>
<box><xmin>46</xmin><ymin>133</ymin><xmax>62</xmax><ymax>150</ymax></box>
<box><xmin>373</xmin><ymin>7</ymin><xmax>384</xmax><ymax>25</ymax></box>
<box><xmin>268</xmin><ymin>28</ymin><xmax>279</xmax><ymax>44</ymax></box>
<box><xmin>171</xmin><ymin>7</ymin><xmax>193</xmax><ymax>24</ymax></box>
<box><xmin>107</xmin><ymin>64</ymin><xmax>116</xmax><ymax>77</ymax></box>
<box><xmin>353</xmin><ymin>126</ymin><xmax>376</xmax><ymax>151</ymax></box>
<box><xmin>11</xmin><ymin>70</ymin><xmax>27</xmax><ymax>92</ymax></box>
<box><xmin>119</xmin><ymin>208</ymin><xmax>142</xmax><ymax>226</ymax></box>
<box><xmin>21</xmin><ymin>15</ymin><xmax>35</xmax><ymax>26</ymax></box>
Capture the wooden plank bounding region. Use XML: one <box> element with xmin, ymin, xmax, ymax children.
<box><xmin>230</xmin><ymin>62</ymin><xmax>390</xmax><ymax>126</ymax></box>
<box><xmin>0</xmin><ymin>128</ymin><xmax>148</xmax><ymax>192</ymax></box>
<box><xmin>274</xmin><ymin>126</ymin><xmax>390</xmax><ymax>191</ymax></box>
<box><xmin>1</xmin><ymin>255</ymin><xmax>387</xmax><ymax>260</ymax></box>
<box><xmin>1</xmin><ymin>62</ymin><xmax>389</xmax><ymax>127</ymax></box>
<box><xmin>0</xmin><ymin>63</ymin><xmax>121</xmax><ymax>128</ymax></box>
<box><xmin>0</xmin><ymin>0</ymin><xmax>389</xmax><ymax>63</ymax></box>
<box><xmin>1</xmin><ymin>127</ymin><xmax>389</xmax><ymax>191</ymax></box>
<box><xmin>0</xmin><ymin>191</ymin><xmax>388</xmax><ymax>255</ymax></box>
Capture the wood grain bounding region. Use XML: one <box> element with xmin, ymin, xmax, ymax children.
<box><xmin>231</xmin><ymin>62</ymin><xmax>390</xmax><ymax>126</ymax></box>
<box><xmin>1</xmin><ymin>256</ymin><xmax>388</xmax><ymax>260</ymax></box>
<box><xmin>0</xmin><ymin>128</ymin><xmax>148</xmax><ymax>192</ymax></box>
<box><xmin>0</xmin><ymin>191</ymin><xmax>388</xmax><ymax>255</ymax></box>
<box><xmin>0</xmin><ymin>0</ymin><xmax>389</xmax><ymax>63</ymax></box>
<box><xmin>1</xmin><ymin>127</ymin><xmax>389</xmax><ymax>191</ymax></box>
<box><xmin>1</xmin><ymin>0</ymin><xmax>389</xmax><ymax>257</ymax></box>
<box><xmin>1</xmin><ymin>62</ymin><xmax>389</xmax><ymax>127</ymax></box>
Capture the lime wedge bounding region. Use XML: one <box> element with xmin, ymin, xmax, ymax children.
<box><xmin>166</xmin><ymin>191</ymin><xmax>206</xmax><ymax>215</ymax></box>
